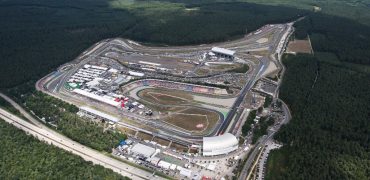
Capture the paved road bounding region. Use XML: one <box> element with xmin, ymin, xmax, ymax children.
<box><xmin>0</xmin><ymin>95</ymin><xmax>163</xmax><ymax>180</ymax></box>
<box><xmin>218</xmin><ymin>57</ymin><xmax>266</xmax><ymax>135</ymax></box>
<box><xmin>0</xmin><ymin>93</ymin><xmax>42</xmax><ymax>127</ymax></box>
<box><xmin>237</xmin><ymin>22</ymin><xmax>294</xmax><ymax>180</ymax></box>
<box><xmin>238</xmin><ymin>134</ymin><xmax>271</xmax><ymax>180</ymax></box>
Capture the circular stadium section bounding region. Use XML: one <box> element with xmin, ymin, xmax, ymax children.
<box><xmin>202</xmin><ymin>133</ymin><xmax>238</xmax><ymax>156</ymax></box>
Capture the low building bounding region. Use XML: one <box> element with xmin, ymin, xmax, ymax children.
<box><xmin>131</xmin><ymin>143</ymin><xmax>156</xmax><ymax>158</ymax></box>
<box><xmin>202</xmin><ymin>133</ymin><xmax>238</xmax><ymax>156</ymax></box>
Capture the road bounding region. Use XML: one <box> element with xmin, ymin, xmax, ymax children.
<box><xmin>238</xmin><ymin>98</ymin><xmax>291</xmax><ymax>180</ymax></box>
<box><xmin>237</xmin><ymin>22</ymin><xmax>294</xmax><ymax>180</ymax></box>
<box><xmin>0</xmin><ymin>93</ymin><xmax>42</xmax><ymax>127</ymax></box>
<box><xmin>0</xmin><ymin>94</ymin><xmax>164</xmax><ymax>180</ymax></box>
<box><xmin>217</xmin><ymin>57</ymin><xmax>267</xmax><ymax>135</ymax></box>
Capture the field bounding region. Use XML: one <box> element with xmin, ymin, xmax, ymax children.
<box><xmin>137</xmin><ymin>88</ymin><xmax>221</xmax><ymax>133</ymax></box>
<box><xmin>138</xmin><ymin>88</ymin><xmax>193</xmax><ymax>105</ymax></box>
<box><xmin>152</xmin><ymin>137</ymin><xmax>171</xmax><ymax>147</ymax></box>
<box><xmin>286</xmin><ymin>39</ymin><xmax>312</xmax><ymax>54</ymax></box>
<box><xmin>197</xmin><ymin>63</ymin><xmax>249</xmax><ymax>75</ymax></box>
<box><xmin>117</xmin><ymin>126</ymin><xmax>137</xmax><ymax>136</ymax></box>
<box><xmin>114</xmin><ymin>52</ymin><xmax>196</xmax><ymax>72</ymax></box>
<box><xmin>164</xmin><ymin>107</ymin><xmax>219</xmax><ymax>132</ymax></box>
<box><xmin>136</xmin><ymin>132</ymin><xmax>153</xmax><ymax>141</ymax></box>
<box><xmin>170</xmin><ymin>143</ymin><xmax>189</xmax><ymax>153</ymax></box>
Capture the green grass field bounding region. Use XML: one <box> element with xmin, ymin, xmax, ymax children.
<box><xmin>138</xmin><ymin>88</ymin><xmax>193</xmax><ymax>105</ymax></box>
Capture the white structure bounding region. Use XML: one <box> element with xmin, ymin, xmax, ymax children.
<box><xmin>128</xmin><ymin>71</ymin><xmax>144</xmax><ymax>77</ymax></box>
<box><xmin>202</xmin><ymin>133</ymin><xmax>238</xmax><ymax>156</ymax></box>
<box><xmin>179</xmin><ymin>168</ymin><xmax>192</xmax><ymax>178</ymax></box>
<box><xmin>211</xmin><ymin>47</ymin><xmax>235</xmax><ymax>59</ymax></box>
<box><xmin>79</xmin><ymin>106</ymin><xmax>119</xmax><ymax>123</ymax></box>
<box><xmin>131</xmin><ymin>143</ymin><xmax>156</xmax><ymax>158</ymax></box>
<box><xmin>90</xmin><ymin>65</ymin><xmax>108</xmax><ymax>71</ymax></box>
<box><xmin>148</xmin><ymin>157</ymin><xmax>161</xmax><ymax>166</ymax></box>
<box><xmin>158</xmin><ymin>161</ymin><xmax>171</xmax><ymax>169</ymax></box>
<box><xmin>73</xmin><ymin>89</ymin><xmax>120</xmax><ymax>107</ymax></box>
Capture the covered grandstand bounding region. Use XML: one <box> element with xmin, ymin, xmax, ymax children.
<box><xmin>79</xmin><ymin>106</ymin><xmax>119</xmax><ymax>123</ymax></box>
<box><xmin>73</xmin><ymin>89</ymin><xmax>121</xmax><ymax>107</ymax></box>
<box><xmin>211</xmin><ymin>47</ymin><xmax>235</xmax><ymax>60</ymax></box>
<box><xmin>202</xmin><ymin>133</ymin><xmax>238</xmax><ymax>156</ymax></box>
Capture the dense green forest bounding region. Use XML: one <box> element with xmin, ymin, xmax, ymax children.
<box><xmin>0</xmin><ymin>96</ymin><xmax>23</xmax><ymax>118</ymax></box>
<box><xmin>4</xmin><ymin>87</ymin><xmax>127</xmax><ymax>153</ymax></box>
<box><xmin>0</xmin><ymin>119</ymin><xmax>129</xmax><ymax>180</ymax></box>
<box><xmin>261</xmin><ymin>1</ymin><xmax>370</xmax><ymax>179</ymax></box>
<box><xmin>22</xmin><ymin>91</ymin><xmax>127</xmax><ymax>152</ymax></box>
<box><xmin>1</xmin><ymin>0</ymin><xmax>369</xmax><ymax>179</ymax></box>
<box><xmin>243</xmin><ymin>0</ymin><xmax>370</xmax><ymax>26</ymax></box>
<box><xmin>242</xmin><ymin>110</ymin><xmax>257</xmax><ymax>136</ymax></box>
<box><xmin>266</xmin><ymin>54</ymin><xmax>370</xmax><ymax>179</ymax></box>
<box><xmin>252</xmin><ymin>116</ymin><xmax>274</xmax><ymax>144</ymax></box>
<box><xmin>0</xmin><ymin>0</ymin><xmax>305</xmax><ymax>88</ymax></box>
<box><xmin>294</xmin><ymin>14</ymin><xmax>370</xmax><ymax>65</ymax></box>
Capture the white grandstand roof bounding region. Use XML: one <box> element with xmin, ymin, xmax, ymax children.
<box><xmin>80</xmin><ymin>106</ymin><xmax>119</xmax><ymax>122</ymax></box>
<box><xmin>211</xmin><ymin>47</ymin><xmax>235</xmax><ymax>56</ymax></box>
<box><xmin>203</xmin><ymin>133</ymin><xmax>238</xmax><ymax>156</ymax></box>
<box><xmin>73</xmin><ymin>89</ymin><xmax>120</xmax><ymax>107</ymax></box>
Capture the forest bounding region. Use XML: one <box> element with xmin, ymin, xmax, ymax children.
<box><xmin>26</xmin><ymin>92</ymin><xmax>127</xmax><ymax>152</ymax></box>
<box><xmin>294</xmin><ymin>14</ymin><xmax>370</xmax><ymax>65</ymax></box>
<box><xmin>0</xmin><ymin>0</ymin><xmax>305</xmax><ymax>88</ymax></box>
<box><xmin>7</xmin><ymin>90</ymin><xmax>127</xmax><ymax>153</ymax></box>
<box><xmin>266</xmin><ymin>54</ymin><xmax>370</xmax><ymax>179</ymax></box>
<box><xmin>263</xmin><ymin>7</ymin><xmax>370</xmax><ymax>179</ymax></box>
<box><xmin>0</xmin><ymin>96</ymin><xmax>23</xmax><ymax>118</ymax></box>
<box><xmin>251</xmin><ymin>1</ymin><xmax>370</xmax><ymax>178</ymax></box>
<box><xmin>241</xmin><ymin>110</ymin><xmax>257</xmax><ymax>136</ymax></box>
<box><xmin>0</xmin><ymin>119</ymin><xmax>129</xmax><ymax>180</ymax></box>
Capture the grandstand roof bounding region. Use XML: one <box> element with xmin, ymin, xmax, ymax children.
<box><xmin>211</xmin><ymin>47</ymin><xmax>235</xmax><ymax>56</ymax></box>
<box><xmin>203</xmin><ymin>133</ymin><xmax>238</xmax><ymax>156</ymax></box>
<box><xmin>73</xmin><ymin>89</ymin><xmax>120</xmax><ymax>107</ymax></box>
<box><xmin>80</xmin><ymin>106</ymin><xmax>119</xmax><ymax>122</ymax></box>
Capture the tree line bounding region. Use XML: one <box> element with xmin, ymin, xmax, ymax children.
<box><xmin>23</xmin><ymin>91</ymin><xmax>127</xmax><ymax>152</ymax></box>
<box><xmin>0</xmin><ymin>119</ymin><xmax>130</xmax><ymax>180</ymax></box>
